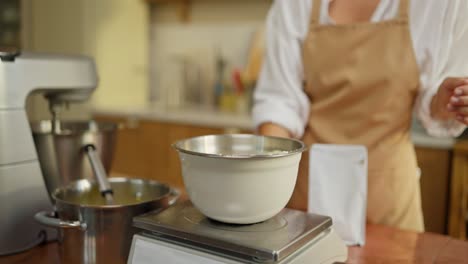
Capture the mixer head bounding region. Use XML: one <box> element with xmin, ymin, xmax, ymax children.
<box><xmin>0</xmin><ymin>49</ymin><xmax>98</xmax><ymax>110</ymax></box>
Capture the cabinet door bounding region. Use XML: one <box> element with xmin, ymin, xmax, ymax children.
<box><xmin>95</xmin><ymin>116</ymin><xmax>231</xmax><ymax>188</ymax></box>
<box><xmin>448</xmin><ymin>141</ymin><xmax>468</xmax><ymax>239</ymax></box>
<box><xmin>139</xmin><ymin>120</ymin><xmax>170</xmax><ymax>183</ymax></box>
<box><xmin>95</xmin><ymin>115</ymin><xmax>150</xmax><ymax>179</ymax></box>
<box><xmin>416</xmin><ymin>147</ymin><xmax>452</xmax><ymax>234</ymax></box>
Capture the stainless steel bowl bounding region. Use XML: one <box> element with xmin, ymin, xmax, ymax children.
<box><xmin>173</xmin><ymin>134</ymin><xmax>307</xmax><ymax>224</ymax></box>
<box><xmin>173</xmin><ymin>134</ymin><xmax>307</xmax><ymax>159</ymax></box>
<box><xmin>31</xmin><ymin>120</ymin><xmax>117</xmax><ymax>200</ymax></box>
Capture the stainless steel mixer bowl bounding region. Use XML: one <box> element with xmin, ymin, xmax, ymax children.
<box><xmin>173</xmin><ymin>134</ymin><xmax>307</xmax><ymax>224</ymax></box>
<box><xmin>173</xmin><ymin>134</ymin><xmax>307</xmax><ymax>159</ymax></box>
<box><xmin>31</xmin><ymin>120</ymin><xmax>117</xmax><ymax>201</ymax></box>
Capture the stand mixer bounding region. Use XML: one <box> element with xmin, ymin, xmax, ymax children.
<box><xmin>0</xmin><ymin>50</ymin><xmax>97</xmax><ymax>255</ymax></box>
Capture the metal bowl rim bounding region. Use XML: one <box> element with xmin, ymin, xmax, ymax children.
<box><xmin>52</xmin><ymin>177</ymin><xmax>174</xmax><ymax>209</ymax></box>
<box><xmin>31</xmin><ymin>120</ymin><xmax>118</xmax><ymax>135</ymax></box>
<box><xmin>172</xmin><ymin>134</ymin><xmax>307</xmax><ymax>159</ymax></box>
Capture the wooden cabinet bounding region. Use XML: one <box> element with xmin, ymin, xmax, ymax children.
<box><xmin>145</xmin><ymin>0</ymin><xmax>192</xmax><ymax>22</ymax></box>
<box><xmin>145</xmin><ymin>0</ymin><xmax>272</xmax><ymax>22</ymax></box>
<box><xmin>415</xmin><ymin>147</ymin><xmax>452</xmax><ymax>234</ymax></box>
<box><xmin>448</xmin><ymin>141</ymin><xmax>468</xmax><ymax>240</ymax></box>
<box><xmin>96</xmin><ymin>114</ymin><xmax>462</xmax><ymax>236</ymax></box>
<box><xmin>94</xmin><ymin>116</ymin><xmax>149</xmax><ymax>179</ymax></box>
<box><xmin>95</xmin><ymin>115</ymin><xmax>225</xmax><ymax>188</ymax></box>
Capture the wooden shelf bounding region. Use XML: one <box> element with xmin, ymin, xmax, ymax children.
<box><xmin>145</xmin><ymin>0</ymin><xmax>192</xmax><ymax>22</ymax></box>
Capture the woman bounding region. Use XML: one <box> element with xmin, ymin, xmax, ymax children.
<box><xmin>253</xmin><ymin>0</ymin><xmax>468</xmax><ymax>232</ymax></box>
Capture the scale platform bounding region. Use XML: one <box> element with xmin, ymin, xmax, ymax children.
<box><xmin>128</xmin><ymin>201</ymin><xmax>347</xmax><ymax>263</ymax></box>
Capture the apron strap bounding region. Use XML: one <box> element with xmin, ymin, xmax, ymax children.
<box><xmin>309</xmin><ymin>0</ymin><xmax>322</xmax><ymax>26</ymax></box>
<box><xmin>398</xmin><ymin>0</ymin><xmax>410</xmax><ymax>20</ymax></box>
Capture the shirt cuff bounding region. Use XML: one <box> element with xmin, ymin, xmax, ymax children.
<box><xmin>252</xmin><ymin>101</ymin><xmax>306</xmax><ymax>139</ymax></box>
<box><xmin>416</xmin><ymin>90</ymin><xmax>466</xmax><ymax>137</ymax></box>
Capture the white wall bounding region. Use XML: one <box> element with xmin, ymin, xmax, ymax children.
<box><xmin>24</xmin><ymin>0</ymin><xmax>90</xmax><ymax>121</ymax></box>
<box><xmin>24</xmin><ymin>0</ymin><xmax>149</xmax><ymax>121</ymax></box>
<box><xmin>88</xmin><ymin>0</ymin><xmax>149</xmax><ymax>109</ymax></box>
<box><xmin>22</xmin><ymin>0</ymin><xmax>271</xmax><ymax>121</ymax></box>
<box><xmin>150</xmin><ymin>0</ymin><xmax>271</xmax><ymax>107</ymax></box>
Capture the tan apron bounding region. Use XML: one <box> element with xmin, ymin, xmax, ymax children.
<box><xmin>288</xmin><ymin>0</ymin><xmax>425</xmax><ymax>232</ymax></box>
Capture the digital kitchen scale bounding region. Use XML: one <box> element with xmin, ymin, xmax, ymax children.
<box><xmin>128</xmin><ymin>201</ymin><xmax>347</xmax><ymax>263</ymax></box>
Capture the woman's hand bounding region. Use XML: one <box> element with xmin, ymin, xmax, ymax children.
<box><xmin>258</xmin><ymin>122</ymin><xmax>292</xmax><ymax>138</ymax></box>
<box><xmin>431</xmin><ymin>77</ymin><xmax>468</xmax><ymax>124</ymax></box>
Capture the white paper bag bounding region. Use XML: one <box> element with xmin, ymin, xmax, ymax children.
<box><xmin>308</xmin><ymin>144</ymin><xmax>368</xmax><ymax>246</ymax></box>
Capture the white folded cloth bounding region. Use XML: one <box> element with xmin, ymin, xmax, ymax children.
<box><xmin>308</xmin><ymin>144</ymin><xmax>368</xmax><ymax>246</ymax></box>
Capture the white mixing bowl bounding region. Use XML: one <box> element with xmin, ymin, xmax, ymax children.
<box><xmin>173</xmin><ymin>134</ymin><xmax>306</xmax><ymax>224</ymax></box>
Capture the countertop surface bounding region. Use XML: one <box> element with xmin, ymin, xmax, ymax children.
<box><xmin>93</xmin><ymin>104</ymin><xmax>253</xmax><ymax>130</ymax></box>
<box><xmin>93</xmin><ymin>104</ymin><xmax>458</xmax><ymax>149</ymax></box>
<box><xmin>2</xmin><ymin>223</ymin><xmax>467</xmax><ymax>264</ymax></box>
<box><xmin>1</xmin><ymin>191</ymin><xmax>467</xmax><ymax>263</ymax></box>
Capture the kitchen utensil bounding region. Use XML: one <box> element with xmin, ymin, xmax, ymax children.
<box><xmin>129</xmin><ymin>201</ymin><xmax>348</xmax><ymax>264</ymax></box>
<box><xmin>35</xmin><ymin>177</ymin><xmax>179</xmax><ymax>264</ymax></box>
<box><xmin>167</xmin><ymin>55</ymin><xmax>203</xmax><ymax>108</ymax></box>
<box><xmin>84</xmin><ymin>144</ymin><xmax>114</xmax><ymax>204</ymax></box>
<box><xmin>32</xmin><ymin>120</ymin><xmax>117</xmax><ymax>200</ymax></box>
<box><xmin>183</xmin><ymin>58</ymin><xmax>203</xmax><ymax>105</ymax></box>
<box><xmin>244</xmin><ymin>28</ymin><xmax>265</xmax><ymax>83</ymax></box>
<box><xmin>232</xmin><ymin>68</ymin><xmax>244</xmax><ymax>96</ymax></box>
<box><xmin>214</xmin><ymin>49</ymin><xmax>226</xmax><ymax>106</ymax></box>
<box><xmin>172</xmin><ymin>134</ymin><xmax>307</xmax><ymax>224</ymax></box>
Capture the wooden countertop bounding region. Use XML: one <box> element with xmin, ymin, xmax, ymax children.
<box><xmin>2</xmin><ymin>224</ymin><xmax>467</xmax><ymax>264</ymax></box>
<box><xmin>93</xmin><ymin>104</ymin><xmax>254</xmax><ymax>130</ymax></box>
<box><xmin>348</xmin><ymin>225</ymin><xmax>468</xmax><ymax>263</ymax></box>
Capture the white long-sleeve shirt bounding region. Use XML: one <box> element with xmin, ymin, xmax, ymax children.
<box><xmin>253</xmin><ymin>0</ymin><xmax>468</xmax><ymax>139</ymax></box>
